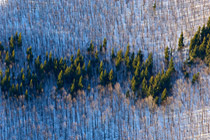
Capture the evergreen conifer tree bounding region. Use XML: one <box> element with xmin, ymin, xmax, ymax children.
<box><xmin>178</xmin><ymin>32</ymin><xmax>184</xmax><ymax>50</ymax></box>
<box><xmin>78</xmin><ymin>76</ymin><xmax>83</xmax><ymax>89</ymax></box>
<box><xmin>57</xmin><ymin>70</ymin><xmax>64</xmax><ymax>89</ymax></box>
<box><xmin>108</xmin><ymin>69</ymin><xmax>114</xmax><ymax>84</ymax></box>
<box><xmin>17</xmin><ymin>33</ymin><xmax>22</xmax><ymax>48</ymax></box>
<box><xmin>161</xmin><ymin>88</ymin><xmax>167</xmax><ymax>102</ymax></box>
<box><xmin>164</xmin><ymin>46</ymin><xmax>169</xmax><ymax>67</ymax></box>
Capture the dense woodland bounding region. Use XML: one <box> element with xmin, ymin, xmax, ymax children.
<box><xmin>1</xmin><ymin>0</ymin><xmax>210</xmax><ymax>140</ymax></box>
<box><xmin>0</xmin><ymin>18</ymin><xmax>210</xmax><ymax>139</ymax></box>
<box><xmin>0</xmin><ymin>33</ymin><xmax>175</xmax><ymax>105</ymax></box>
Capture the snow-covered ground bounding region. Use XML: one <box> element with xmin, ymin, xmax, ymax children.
<box><xmin>0</xmin><ymin>0</ymin><xmax>5</xmax><ymax>4</ymax></box>
<box><xmin>0</xmin><ymin>0</ymin><xmax>209</xmax><ymax>57</ymax></box>
<box><xmin>0</xmin><ymin>0</ymin><xmax>210</xmax><ymax>139</ymax></box>
<box><xmin>0</xmin><ymin>77</ymin><xmax>210</xmax><ymax>139</ymax></box>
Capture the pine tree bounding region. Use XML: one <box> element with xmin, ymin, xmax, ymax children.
<box><xmin>59</xmin><ymin>57</ymin><xmax>64</xmax><ymax>70</ymax></box>
<box><xmin>149</xmin><ymin>76</ymin><xmax>154</xmax><ymax>85</ymax></box>
<box><xmin>88</xmin><ymin>40</ymin><xmax>94</xmax><ymax>53</ymax></box>
<box><xmin>134</xmin><ymin>62</ymin><xmax>140</xmax><ymax>77</ymax></box>
<box><xmin>17</xmin><ymin>33</ymin><xmax>22</xmax><ymax>48</ymax></box>
<box><xmin>64</xmin><ymin>66</ymin><xmax>71</xmax><ymax>82</ymax></box>
<box><xmin>70</xmin><ymin>55</ymin><xmax>74</xmax><ymax>64</ymax></box>
<box><xmin>99</xmin><ymin>61</ymin><xmax>103</xmax><ymax>74</ymax></box>
<box><xmin>140</xmin><ymin>70</ymin><xmax>145</xmax><ymax>82</ymax></box>
<box><xmin>137</xmin><ymin>49</ymin><xmax>143</xmax><ymax>64</ymax></box>
<box><xmin>125</xmin><ymin>56</ymin><xmax>130</xmax><ymax>70</ymax></box>
<box><xmin>10</xmin><ymin>84</ymin><xmax>15</xmax><ymax>96</ymax></box>
<box><xmin>141</xmin><ymin>78</ymin><xmax>148</xmax><ymax>98</ymax></box>
<box><xmin>144</xmin><ymin>67</ymin><xmax>149</xmax><ymax>80</ymax></box>
<box><xmin>29</xmin><ymin>79</ymin><xmax>33</xmax><ymax>89</ymax></box>
<box><xmin>199</xmin><ymin>37</ymin><xmax>207</xmax><ymax>59</ymax></box>
<box><xmin>125</xmin><ymin>44</ymin><xmax>130</xmax><ymax>58</ymax></box>
<box><xmin>78</xmin><ymin>76</ymin><xmax>83</xmax><ymax>89</ymax></box>
<box><xmin>20</xmin><ymin>82</ymin><xmax>23</xmax><ymax>94</ymax></box>
<box><xmin>99</xmin><ymin>70</ymin><xmax>104</xmax><ymax>85</ymax></box>
<box><xmin>0</xmin><ymin>70</ymin><xmax>2</xmax><ymax>79</ymax></box>
<box><xmin>115</xmin><ymin>59</ymin><xmax>121</xmax><ymax>71</ymax></box>
<box><xmin>27</xmin><ymin>67</ymin><xmax>32</xmax><ymax>81</ymax></box>
<box><xmin>178</xmin><ymin>32</ymin><xmax>184</xmax><ymax>50</ymax></box>
<box><xmin>146</xmin><ymin>53</ymin><xmax>153</xmax><ymax>75</ymax></box>
<box><xmin>131</xmin><ymin>77</ymin><xmax>137</xmax><ymax>92</ymax></box>
<box><xmin>108</xmin><ymin>69</ymin><xmax>114</xmax><ymax>84</ymax></box>
<box><xmin>5</xmin><ymin>68</ymin><xmax>10</xmax><ymax>78</ymax></box>
<box><xmin>26</xmin><ymin>47</ymin><xmax>33</xmax><ymax>64</ymax></box>
<box><xmin>20</xmin><ymin>68</ymin><xmax>24</xmax><ymax>75</ymax></box>
<box><xmin>45</xmin><ymin>51</ymin><xmax>48</xmax><ymax>61</ymax></box>
<box><xmin>153</xmin><ymin>72</ymin><xmax>161</xmax><ymax>96</ymax></box>
<box><xmin>125</xmin><ymin>44</ymin><xmax>130</xmax><ymax>70</ymax></box>
<box><xmin>71</xmin><ymin>79</ymin><xmax>75</xmax><ymax>93</ymax></box>
<box><xmin>205</xmin><ymin>39</ymin><xmax>210</xmax><ymax>63</ymax></box>
<box><xmin>130</xmin><ymin>52</ymin><xmax>135</xmax><ymax>67</ymax></box>
<box><xmin>126</xmin><ymin>90</ymin><xmax>130</xmax><ymax>98</ymax></box>
<box><xmin>132</xmin><ymin>55</ymin><xmax>137</xmax><ymax>71</ymax></box>
<box><xmin>87</xmin><ymin>84</ymin><xmax>91</xmax><ymax>92</ymax></box>
<box><xmin>111</xmin><ymin>48</ymin><xmax>115</xmax><ymax>60</ymax></box>
<box><xmin>22</xmin><ymin>73</ymin><xmax>25</xmax><ymax>85</ymax></box>
<box><xmin>95</xmin><ymin>50</ymin><xmax>99</xmax><ymax>64</ymax></box>
<box><xmin>25</xmin><ymin>89</ymin><xmax>28</xmax><ymax>100</ymax></box>
<box><xmin>53</xmin><ymin>59</ymin><xmax>58</xmax><ymax>74</ymax></box>
<box><xmin>5</xmin><ymin>51</ymin><xmax>10</xmax><ymax>66</ymax></box>
<box><xmin>35</xmin><ymin>56</ymin><xmax>40</xmax><ymax>71</ymax></box>
<box><xmin>192</xmin><ymin>73</ymin><xmax>199</xmax><ymax>84</ymax></box>
<box><xmin>87</xmin><ymin>60</ymin><xmax>92</xmax><ymax>77</ymax></box>
<box><xmin>43</xmin><ymin>60</ymin><xmax>48</xmax><ymax>72</ymax></box>
<box><xmin>168</xmin><ymin>57</ymin><xmax>175</xmax><ymax>72</ymax></box>
<box><xmin>76</xmin><ymin>63</ymin><xmax>81</xmax><ymax>78</ymax></box>
<box><xmin>164</xmin><ymin>46</ymin><xmax>169</xmax><ymax>67</ymax></box>
<box><xmin>77</xmin><ymin>49</ymin><xmax>81</xmax><ymax>57</ymax></box>
<box><xmin>200</xmin><ymin>25</ymin><xmax>207</xmax><ymax>42</ymax></box>
<box><xmin>103</xmin><ymin>38</ymin><xmax>107</xmax><ymax>51</ymax></box>
<box><xmin>0</xmin><ymin>51</ymin><xmax>2</xmax><ymax>61</ymax></box>
<box><xmin>14</xmin><ymin>32</ymin><xmax>18</xmax><ymax>42</ymax></box>
<box><xmin>191</xmin><ymin>45</ymin><xmax>199</xmax><ymax>59</ymax></box>
<box><xmin>207</xmin><ymin>17</ymin><xmax>210</xmax><ymax>30</ymax></box>
<box><xmin>15</xmin><ymin>83</ymin><xmax>19</xmax><ymax>96</ymax></box>
<box><xmin>206</xmin><ymin>39</ymin><xmax>210</xmax><ymax>56</ymax></box>
<box><xmin>39</xmin><ymin>63</ymin><xmax>44</xmax><ymax>79</ymax></box>
<box><xmin>117</xmin><ymin>49</ymin><xmax>123</xmax><ymax>61</ymax></box>
<box><xmin>11</xmin><ymin>50</ymin><xmax>15</xmax><ymax>63</ymax></box>
<box><xmin>82</xmin><ymin>63</ymin><xmax>86</xmax><ymax>75</ymax></box>
<box><xmin>57</xmin><ymin>70</ymin><xmax>64</xmax><ymax>89</ymax></box>
<box><xmin>103</xmin><ymin>69</ymin><xmax>108</xmax><ymax>85</ymax></box>
<box><xmin>189</xmin><ymin>27</ymin><xmax>201</xmax><ymax>56</ymax></box>
<box><xmin>116</xmin><ymin>49</ymin><xmax>123</xmax><ymax>71</ymax></box>
<box><xmin>148</xmin><ymin>85</ymin><xmax>154</xmax><ymax>97</ymax></box>
<box><xmin>9</xmin><ymin>36</ymin><xmax>14</xmax><ymax>53</ymax></box>
<box><xmin>161</xmin><ymin>88</ymin><xmax>167</xmax><ymax>102</ymax></box>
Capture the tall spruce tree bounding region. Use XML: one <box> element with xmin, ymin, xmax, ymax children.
<box><xmin>108</xmin><ymin>69</ymin><xmax>114</xmax><ymax>84</ymax></box>
<box><xmin>57</xmin><ymin>70</ymin><xmax>64</xmax><ymax>90</ymax></box>
<box><xmin>178</xmin><ymin>32</ymin><xmax>184</xmax><ymax>50</ymax></box>
<box><xmin>164</xmin><ymin>46</ymin><xmax>169</xmax><ymax>67</ymax></box>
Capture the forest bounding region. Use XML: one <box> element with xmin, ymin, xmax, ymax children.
<box><xmin>1</xmin><ymin>0</ymin><xmax>210</xmax><ymax>140</ymax></box>
<box><xmin>0</xmin><ymin>34</ymin><xmax>175</xmax><ymax>105</ymax></box>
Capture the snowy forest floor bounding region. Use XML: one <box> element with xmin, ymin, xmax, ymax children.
<box><xmin>1</xmin><ymin>0</ymin><xmax>210</xmax><ymax>139</ymax></box>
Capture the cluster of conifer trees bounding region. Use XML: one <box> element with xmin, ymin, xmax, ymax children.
<box><xmin>0</xmin><ymin>35</ymin><xmax>175</xmax><ymax>104</ymax></box>
<box><xmin>189</xmin><ymin>17</ymin><xmax>210</xmax><ymax>64</ymax></box>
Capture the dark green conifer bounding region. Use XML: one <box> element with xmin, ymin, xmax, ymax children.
<box><xmin>178</xmin><ymin>32</ymin><xmax>184</xmax><ymax>50</ymax></box>
<box><xmin>57</xmin><ymin>70</ymin><xmax>64</xmax><ymax>89</ymax></box>
<box><xmin>17</xmin><ymin>33</ymin><xmax>22</xmax><ymax>48</ymax></box>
